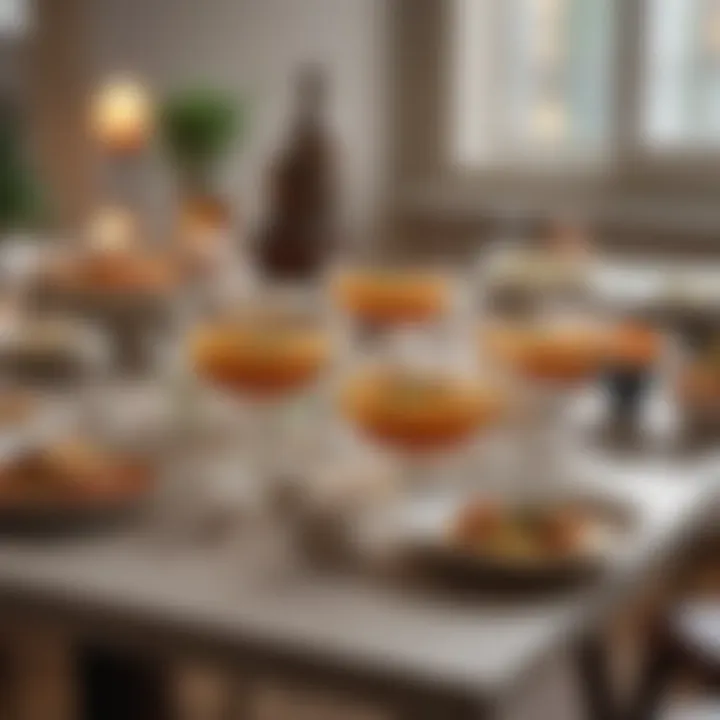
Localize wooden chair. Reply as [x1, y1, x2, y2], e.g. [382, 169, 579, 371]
[629, 602, 720, 720]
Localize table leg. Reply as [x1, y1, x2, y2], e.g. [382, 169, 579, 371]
[169, 662, 249, 720]
[221, 675, 254, 720]
[3, 627, 76, 720]
[78, 646, 171, 720]
[625, 644, 679, 720]
[576, 632, 619, 720]
[396, 697, 483, 720]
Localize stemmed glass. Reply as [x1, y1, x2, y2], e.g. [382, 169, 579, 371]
[480, 315, 610, 496]
[339, 316, 506, 497]
[329, 264, 509, 498]
[330, 262, 454, 359]
[183, 281, 333, 568]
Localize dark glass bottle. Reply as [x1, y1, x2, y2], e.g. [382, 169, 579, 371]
[255, 67, 337, 280]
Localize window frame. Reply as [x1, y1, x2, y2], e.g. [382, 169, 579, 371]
[446, 0, 720, 181]
[0, 0, 30, 40]
[449, 0, 620, 173]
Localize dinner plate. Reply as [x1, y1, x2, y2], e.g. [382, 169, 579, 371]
[0, 317, 110, 384]
[0, 446, 156, 535]
[367, 491, 635, 589]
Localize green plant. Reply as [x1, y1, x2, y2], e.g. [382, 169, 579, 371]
[159, 89, 244, 188]
[0, 116, 44, 231]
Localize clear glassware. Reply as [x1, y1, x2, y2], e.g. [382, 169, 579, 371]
[328, 260, 458, 360]
[179, 278, 334, 571]
[479, 312, 611, 498]
[338, 291, 507, 499]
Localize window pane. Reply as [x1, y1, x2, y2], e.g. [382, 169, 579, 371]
[501, 0, 613, 150]
[450, 0, 613, 167]
[0, 0, 29, 37]
[644, 0, 720, 148]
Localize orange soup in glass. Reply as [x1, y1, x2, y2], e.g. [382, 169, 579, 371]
[481, 322, 611, 385]
[605, 323, 662, 370]
[342, 367, 504, 453]
[333, 269, 450, 327]
[191, 310, 330, 400]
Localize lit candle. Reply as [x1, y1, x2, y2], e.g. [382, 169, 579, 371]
[89, 77, 153, 154]
[86, 206, 136, 255]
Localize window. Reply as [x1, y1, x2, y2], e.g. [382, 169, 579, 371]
[451, 0, 615, 168]
[644, 0, 720, 149]
[451, 0, 720, 171]
[0, 0, 28, 38]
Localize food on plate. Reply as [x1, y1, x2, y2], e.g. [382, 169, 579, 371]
[0, 318, 102, 373]
[0, 318, 107, 383]
[450, 499, 593, 560]
[43, 251, 178, 295]
[0, 440, 150, 505]
[485, 245, 591, 299]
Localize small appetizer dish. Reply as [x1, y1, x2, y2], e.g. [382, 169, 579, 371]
[0, 317, 109, 384]
[387, 492, 632, 587]
[482, 240, 594, 317]
[32, 247, 183, 332]
[0, 438, 155, 532]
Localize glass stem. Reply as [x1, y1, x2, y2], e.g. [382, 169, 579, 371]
[518, 387, 569, 499]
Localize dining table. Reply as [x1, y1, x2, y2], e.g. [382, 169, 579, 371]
[0, 240, 719, 720]
[0, 377, 716, 720]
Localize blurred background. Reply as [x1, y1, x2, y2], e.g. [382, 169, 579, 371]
[2, 0, 390, 244]
[1, 2, 720, 720]
[7, 0, 720, 256]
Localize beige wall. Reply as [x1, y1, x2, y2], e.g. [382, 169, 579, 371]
[391, 0, 445, 187]
[84, 0, 390, 239]
[27, 0, 95, 231]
